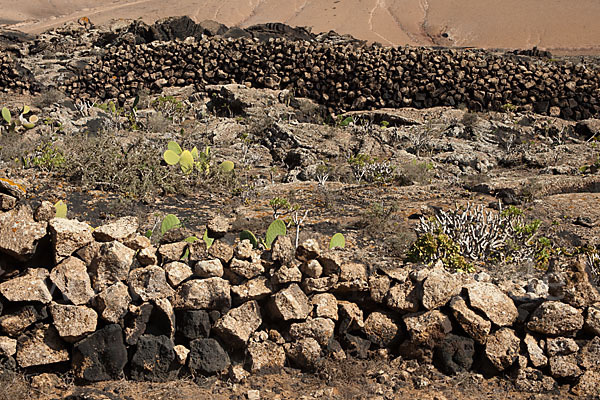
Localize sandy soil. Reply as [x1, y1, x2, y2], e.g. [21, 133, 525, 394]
[1, 0, 599, 55]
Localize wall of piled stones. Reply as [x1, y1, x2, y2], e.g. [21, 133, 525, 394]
[1, 181, 600, 395]
[0, 54, 32, 94]
[61, 37, 600, 120]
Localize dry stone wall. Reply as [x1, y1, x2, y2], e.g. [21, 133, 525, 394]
[0, 54, 32, 94]
[61, 36, 600, 120]
[1, 181, 600, 396]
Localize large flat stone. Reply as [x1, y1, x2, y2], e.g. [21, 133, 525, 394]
[0, 268, 52, 303]
[467, 282, 518, 327]
[174, 278, 231, 311]
[49, 256, 94, 305]
[16, 324, 69, 368]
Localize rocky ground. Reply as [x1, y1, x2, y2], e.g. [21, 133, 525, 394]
[1, 20, 600, 400]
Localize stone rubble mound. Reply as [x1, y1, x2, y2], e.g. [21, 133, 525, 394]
[1, 182, 600, 396]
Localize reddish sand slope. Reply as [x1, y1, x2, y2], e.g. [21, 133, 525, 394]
[1, 0, 599, 54]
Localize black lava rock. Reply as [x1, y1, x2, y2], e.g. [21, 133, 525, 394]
[188, 338, 230, 375]
[130, 334, 178, 381]
[72, 324, 128, 381]
[176, 310, 211, 340]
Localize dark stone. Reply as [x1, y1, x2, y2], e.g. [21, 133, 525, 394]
[342, 333, 371, 359]
[434, 334, 475, 375]
[188, 338, 230, 375]
[0, 356, 16, 372]
[176, 310, 211, 340]
[72, 324, 127, 382]
[130, 335, 178, 382]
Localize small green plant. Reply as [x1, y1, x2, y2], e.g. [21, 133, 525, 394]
[501, 102, 517, 112]
[239, 219, 287, 250]
[380, 120, 390, 129]
[202, 229, 214, 249]
[347, 153, 395, 184]
[406, 232, 473, 272]
[219, 160, 235, 173]
[22, 142, 65, 171]
[161, 214, 181, 235]
[337, 116, 354, 127]
[329, 233, 346, 249]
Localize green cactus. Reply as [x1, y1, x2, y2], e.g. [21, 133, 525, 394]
[219, 160, 235, 173]
[203, 229, 214, 249]
[2, 107, 11, 124]
[160, 214, 181, 234]
[54, 200, 67, 218]
[329, 233, 346, 249]
[240, 230, 259, 248]
[265, 219, 287, 250]
[163, 141, 211, 175]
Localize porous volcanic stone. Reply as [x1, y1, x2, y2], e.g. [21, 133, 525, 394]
[0, 305, 46, 336]
[158, 242, 187, 263]
[130, 334, 177, 382]
[363, 312, 401, 347]
[0, 193, 16, 211]
[0, 268, 52, 303]
[49, 303, 98, 343]
[272, 235, 295, 265]
[229, 257, 264, 279]
[214, 300, 262, 347]
[72, 324, 127, 381]
[549, 354, 582, 379]
[93, 216, 138, 242]
[0, 205, 47, 261]
[572, 370, 600, 397]
[128, 265, 175, 301]
[311, 293, 338, 320]
[94, 282, 132, 324]
[174, 278, 231, 311]
[302, 259, 323, 278]
[234, 239, 254, 259]
[272, 264, 302, 284]
[194, 259, 224, 278]
[584, 302, 600, 335]
[289, 317, 335, 347]
[89, 241, 135, 292]
[285, 337, 321, 370]
[369, 275, 390, 303]
[49, 256, 94, 305]
[269, 283, 311, 321]
[231, 276, 273, 302]
[435, 334, 475, 375]
[467, 282, 518, 327]
[153, 297, 176, 339]
[421, 264, 462, 310]
[337, 301, 364, 331]
[449, 296, 491, 344]
[403, 310, 452, 348]
[16, 324, 69, 368]
[207, 215, 231, 238]
[188, 338, 231, 374]
[124, 303, 153, 345]
[247, 340, 286, 373]
[49, 217, 94, 261]
[527, 301, 584, 336]
[523, 334, 547, 368]
[176, 310, 211, 340]
[164, 261, 193, 286]
[579, 336, 600, 370]
[0, 336, 16, 357]
[208, 240, 234, 264]
[386, 280, 420, 313]
[484, 328, 520, 371]
[296, 239, 320, 262]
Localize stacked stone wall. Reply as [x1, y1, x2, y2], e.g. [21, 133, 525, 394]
[1, 182, 600, 395]
[62, 37, 600, 120]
